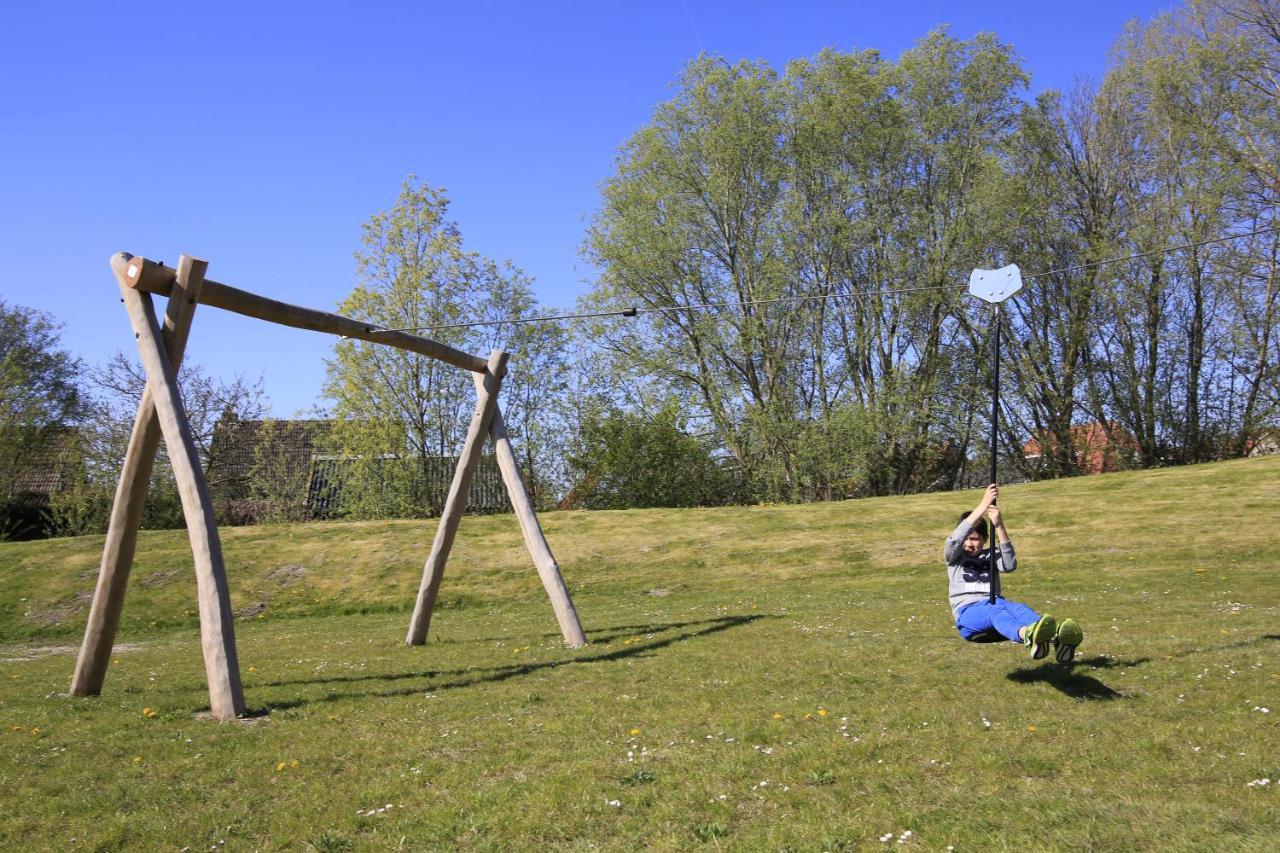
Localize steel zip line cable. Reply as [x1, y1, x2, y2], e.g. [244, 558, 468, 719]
[1022, 223, 1278, 281]
[363, 223, 1278, 335]
[368, 282, 961, 334]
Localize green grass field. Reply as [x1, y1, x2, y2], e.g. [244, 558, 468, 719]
[2, 456, 1278, 851]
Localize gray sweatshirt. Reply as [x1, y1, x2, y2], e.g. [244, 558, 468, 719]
[944, 518, 1017, 620]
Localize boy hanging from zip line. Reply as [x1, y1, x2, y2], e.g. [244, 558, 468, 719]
[945, 484, 1084, 662]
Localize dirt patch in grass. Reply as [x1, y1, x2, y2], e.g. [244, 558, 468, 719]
[139, 567, 184, 588]
[0, 641, 142, 662]
[26, 590, 93, 626]
[265, 564, 308, 587]
[236, 601, 267, 619]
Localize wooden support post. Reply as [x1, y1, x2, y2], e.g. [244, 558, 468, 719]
[482, 393, 587, 647]
[71, 257, 207, 697]
[406, 350, 510, 645]
[118, 282, 245, 720]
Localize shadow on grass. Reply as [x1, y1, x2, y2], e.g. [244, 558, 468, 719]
[1005, 663, 1124, 700]
[1073, 655, 1151, 669]
[1156, 633, 1280, 660]
[242, 614, 769, 713]
[1004, 634, 1280, 701]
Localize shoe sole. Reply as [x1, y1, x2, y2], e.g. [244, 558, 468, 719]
[1028, 615, 1057, 660]
[1054, 620, 1083, 663]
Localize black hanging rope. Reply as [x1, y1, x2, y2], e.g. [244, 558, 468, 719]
[988, 304, 1001, 605]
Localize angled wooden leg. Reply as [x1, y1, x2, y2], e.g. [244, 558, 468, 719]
[406, 350, 510, 645]
[71, 256, 206, 697]
[119, 282, 245, 720]
[483, 396, 587, 647]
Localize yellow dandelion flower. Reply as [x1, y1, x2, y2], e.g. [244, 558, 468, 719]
[817, 709, 828, 717]
[772, 713, 783, 720]
[248, 666, 257, 672]
[142, 707, 156, 718]
[804, 713, 813, 720]
[629, 728, 640, 736]
[513, 648, 521, 654]
[290, 759, 300, 769]
[1027, 725, 1037, 732]
[30, 727, 40, 735]
[11, 725, 22, 732]
[276, 761, 286, 771]
[133, 756, 143, 764]
[112, 658, 120, 665]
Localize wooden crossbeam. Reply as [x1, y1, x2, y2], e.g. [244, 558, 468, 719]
[112, 253, 488, 373]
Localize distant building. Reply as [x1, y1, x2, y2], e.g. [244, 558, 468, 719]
[0, 426, 83, 540]
[1022, 421, 1137, 475]
[1245, 427, 1280, 457]
[2, 426, 81, 502]
[206, 418, 331, 523]
[206, 417, 510, 524]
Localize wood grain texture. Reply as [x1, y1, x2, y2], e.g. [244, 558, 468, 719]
[71, 257, 208, 697]
[119, 283, 245, 719]
[405, 350, 510, 645]
[484, 394, 587, 646]
[112, 253, 487, 373]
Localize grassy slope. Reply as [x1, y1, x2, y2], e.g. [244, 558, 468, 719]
[1, 456, 1278, 850]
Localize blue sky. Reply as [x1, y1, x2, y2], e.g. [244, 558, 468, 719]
[1, 1, 1171, 417]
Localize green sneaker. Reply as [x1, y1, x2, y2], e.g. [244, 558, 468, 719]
[1053, 618, 1084, 663]
[1024, 615, 1057, 660]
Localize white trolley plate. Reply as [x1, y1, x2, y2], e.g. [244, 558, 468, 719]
[968, 263, 1023, 304]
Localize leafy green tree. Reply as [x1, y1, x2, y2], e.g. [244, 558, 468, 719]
[325, 178, 568, 517]
[0, 299, 85, 538]
[565, 401, 737, 509]
[585, 32, 1030, 499]
[1064, 0, 1276, 466]
[585, 56, 791, 486]
[0, 299, 83, 429]
[999, 84, 1130, 477]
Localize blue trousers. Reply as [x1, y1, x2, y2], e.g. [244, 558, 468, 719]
[955, 597, 1040, 643]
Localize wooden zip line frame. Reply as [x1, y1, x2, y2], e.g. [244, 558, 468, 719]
[70, 253, 587, 720]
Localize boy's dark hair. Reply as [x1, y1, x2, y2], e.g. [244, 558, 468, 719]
[958, 511, 990, 541]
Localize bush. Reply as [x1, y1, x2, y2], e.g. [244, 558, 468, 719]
[565, 403, 738, 509]
[0, 496, 53, 541]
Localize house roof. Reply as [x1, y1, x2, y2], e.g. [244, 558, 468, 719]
[207, 417, 511, 515]
[1022, 421, 1135, 456]
[207, 419, 333, 497]
[2, 426, 80, 500]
